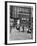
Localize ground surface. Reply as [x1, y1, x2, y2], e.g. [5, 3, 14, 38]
[10, 27, 32, 40]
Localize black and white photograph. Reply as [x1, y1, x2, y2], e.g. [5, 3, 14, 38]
[5, 1, 36, 44]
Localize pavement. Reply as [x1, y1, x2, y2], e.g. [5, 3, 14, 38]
[10, 27, 32, 40]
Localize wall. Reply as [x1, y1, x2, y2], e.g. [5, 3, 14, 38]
[36, 4, 37, 42]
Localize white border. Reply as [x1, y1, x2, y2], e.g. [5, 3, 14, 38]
[7, 2, 35, 44]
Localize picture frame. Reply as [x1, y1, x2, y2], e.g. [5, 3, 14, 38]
[5, 1, 36, 45]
